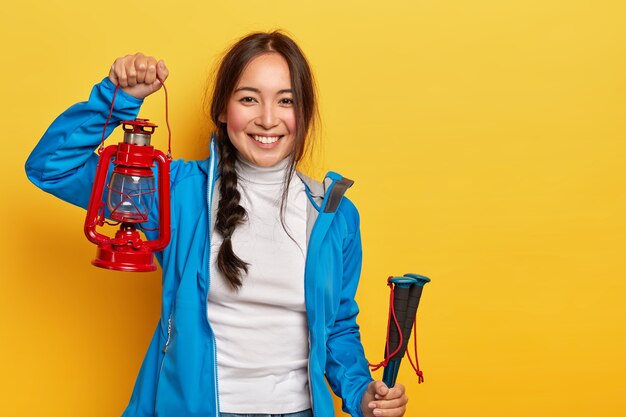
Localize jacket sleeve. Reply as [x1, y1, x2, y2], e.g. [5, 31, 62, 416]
[325, 199, 374, 417]
[25, 77, 143, 209]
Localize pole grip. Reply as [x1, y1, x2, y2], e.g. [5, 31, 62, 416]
[386, 281, 413, 361]
[382, 274, 431, 387]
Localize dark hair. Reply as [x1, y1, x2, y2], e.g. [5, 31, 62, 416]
[209, 31, 318, 290]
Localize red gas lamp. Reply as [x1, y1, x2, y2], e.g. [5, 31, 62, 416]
[84, 118, 171, 272]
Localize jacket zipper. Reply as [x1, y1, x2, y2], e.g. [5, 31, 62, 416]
[303, 176, 331, 417]
[206, 141, 221, 414]
[162, 316, 172, 353]
[158, 314, 173, 389]
[304, 219, 317, 417]
[307, 337, 317, 417]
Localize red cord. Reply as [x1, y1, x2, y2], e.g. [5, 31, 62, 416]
[369, 277, 404, 371]
[406, 316, 424, 383]
[100, 84, 120, 154]
[156, 75, 173, 159]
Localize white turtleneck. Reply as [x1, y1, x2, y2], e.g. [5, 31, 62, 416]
[207, 156, 311, 414]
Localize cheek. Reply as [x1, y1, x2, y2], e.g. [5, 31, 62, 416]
[225, 103, 251, 134]
[284, 110, 297, 135]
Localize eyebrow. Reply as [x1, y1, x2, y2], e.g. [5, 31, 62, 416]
[234, 86, 293, 95]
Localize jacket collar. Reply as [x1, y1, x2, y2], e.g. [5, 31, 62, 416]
[208, 135, 353, 243]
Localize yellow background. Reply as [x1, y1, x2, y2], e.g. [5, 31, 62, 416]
[1, 1, 625, 416]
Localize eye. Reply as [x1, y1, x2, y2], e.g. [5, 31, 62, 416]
[279, 97, 294, 106]
[239, 96, 257, 104]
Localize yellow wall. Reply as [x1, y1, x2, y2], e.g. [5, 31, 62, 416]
[2, 1, 625, 416]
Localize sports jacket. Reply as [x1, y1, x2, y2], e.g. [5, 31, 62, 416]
[25, 78, 373, 417]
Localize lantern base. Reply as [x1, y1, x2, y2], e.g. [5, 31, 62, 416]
[93, 243, 156, 272]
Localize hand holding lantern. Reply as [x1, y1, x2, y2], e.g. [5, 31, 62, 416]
[84, 60, 172, 272]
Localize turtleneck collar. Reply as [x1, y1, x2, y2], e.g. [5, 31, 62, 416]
[235, 154, 292, 185]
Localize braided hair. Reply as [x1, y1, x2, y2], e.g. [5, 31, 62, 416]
[208, 31, 318, 290]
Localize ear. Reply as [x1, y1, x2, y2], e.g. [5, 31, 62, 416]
[218, 111, 227, 124]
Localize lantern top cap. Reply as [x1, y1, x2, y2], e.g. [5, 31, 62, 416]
[122, 119, 158, 135]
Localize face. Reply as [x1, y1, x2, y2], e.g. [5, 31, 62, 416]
[219, 52, 297, 168]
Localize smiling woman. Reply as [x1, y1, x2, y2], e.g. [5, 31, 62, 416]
[24, 31, 409, 417]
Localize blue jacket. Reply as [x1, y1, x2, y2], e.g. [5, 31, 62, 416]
[25, 78, 373, 417]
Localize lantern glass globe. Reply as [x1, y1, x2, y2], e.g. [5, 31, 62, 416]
[107, 173, 155, 222]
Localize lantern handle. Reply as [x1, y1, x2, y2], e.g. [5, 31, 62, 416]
[100, 76, 172, 160]
[158, 75, 173, 160]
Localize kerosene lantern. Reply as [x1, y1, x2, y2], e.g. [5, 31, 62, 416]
[84, 119, 171, 272]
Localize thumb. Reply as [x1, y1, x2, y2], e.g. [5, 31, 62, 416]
[369, 381, 389, 399]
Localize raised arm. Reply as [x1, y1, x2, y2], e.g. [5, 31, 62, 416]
[25, 54, 168, 209]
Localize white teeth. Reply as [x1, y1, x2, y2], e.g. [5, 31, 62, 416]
[253, 135, 280, 144]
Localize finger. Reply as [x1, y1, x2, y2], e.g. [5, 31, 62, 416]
[125, 54, 138, 87]
[374, 381, 389, 399]
[108, 63, 119, 85]
[384, 384, 406, 400]
[144, 56, 158, 85]
[370, 394, 408, 410]
[156, 59, 169, 83]
[116, 57, 129, 88]
[134, 53, 148, 84]
[370, 403, 407, 417]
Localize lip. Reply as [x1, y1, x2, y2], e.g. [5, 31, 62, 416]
[247, 133, 285, 137]
[247, 133, 284, 148]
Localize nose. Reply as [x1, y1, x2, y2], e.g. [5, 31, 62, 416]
[255, 103, 279, 129]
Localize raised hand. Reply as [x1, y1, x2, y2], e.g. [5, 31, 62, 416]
[108, 53, 169, 99]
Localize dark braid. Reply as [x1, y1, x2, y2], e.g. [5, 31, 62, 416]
[207, 31, 319, 290]
[215, 124, 249, 289]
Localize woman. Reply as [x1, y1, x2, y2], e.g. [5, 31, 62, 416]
[26, 31, 408, 417]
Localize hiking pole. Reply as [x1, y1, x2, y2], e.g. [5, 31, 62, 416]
[381, 273, 430, 388]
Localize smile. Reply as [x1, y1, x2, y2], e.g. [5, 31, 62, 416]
[250, 134, 283, 144]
